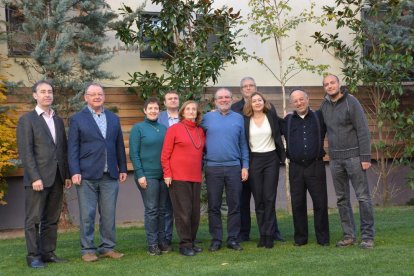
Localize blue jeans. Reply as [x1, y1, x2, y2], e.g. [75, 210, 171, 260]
[164, 193, 173, 243]
[330, 157, 375, 241]
[205, 165, 242, 244]
[137, 178, 168, 246]
[76, 174, 119, 255]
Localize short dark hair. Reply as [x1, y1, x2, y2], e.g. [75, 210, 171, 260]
[144, 97, 160, 110]
[32, 80, 53, 93]
[322, 74, 340, 85]
[164, 90, 179, 100]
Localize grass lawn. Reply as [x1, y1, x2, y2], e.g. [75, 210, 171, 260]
[0, 206, 413, 275]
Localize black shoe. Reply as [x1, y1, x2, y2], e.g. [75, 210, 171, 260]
[42, 253, 69, 263]
[208, 242, 222, 252]
[265, 236, 274, 249]
[148, 245, 161, 256]
[293, 242, 307, 247]
[257, 236, 265, 248]
[227, 241, 243, 251]
[192, 246, 203, 253]
[180, 247, 195, 256]
[318, 242, 330, 247]
[238, 236, 250, 242]
[27, 257, 47, 268]
[158, 243, 172, 253]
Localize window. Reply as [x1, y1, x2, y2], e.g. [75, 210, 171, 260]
[5, 5, 34, 56]
[139, 12, 172, 59]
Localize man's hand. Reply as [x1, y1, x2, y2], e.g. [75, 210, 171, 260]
[119, 173, 127, 183]
[138, 176, 147, 189]
[241, 168, 249, 182]
[361, 162, 371, 170]
[32, 179, 44, 191]
[64, 179, 72, 189]
[72, 174, 82, 185]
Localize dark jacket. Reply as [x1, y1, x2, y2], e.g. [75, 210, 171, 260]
[68, 107, 127, 180]
[17, 110, 69, 187]
[320, 91, 371, 161]
[244, 112, 286, 163]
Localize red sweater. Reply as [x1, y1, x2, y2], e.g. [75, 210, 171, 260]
[161, 119, 205, 182]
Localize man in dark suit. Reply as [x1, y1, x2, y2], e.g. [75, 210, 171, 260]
[17, 80, 71, 268]
[231, 76, 285, 243]
[68, 83, 127, 262]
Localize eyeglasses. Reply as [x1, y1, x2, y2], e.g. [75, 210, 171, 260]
[86, 93, 104, 97]
[242, 84, 256, 89]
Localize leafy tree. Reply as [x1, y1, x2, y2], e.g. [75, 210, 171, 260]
[313, 0, 414, 203]
[113, 0, 246, 108]
[0, 54, 18, 205]
[6, 0, 117, 224]
[245, 0, 329, 212]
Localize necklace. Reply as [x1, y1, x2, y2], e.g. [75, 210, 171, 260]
[181, 122, 202, 149]
[146, 122, 159, 132]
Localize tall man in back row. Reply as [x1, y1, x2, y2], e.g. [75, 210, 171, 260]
[320, 74, 374, 249]
[231, 76, 284, 242]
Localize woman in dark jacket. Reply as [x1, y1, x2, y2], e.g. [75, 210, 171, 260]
[243, 91, 286, 248]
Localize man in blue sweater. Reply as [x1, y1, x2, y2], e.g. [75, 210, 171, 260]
[202, 88, 249, 252]
[320, 74, 374, 249]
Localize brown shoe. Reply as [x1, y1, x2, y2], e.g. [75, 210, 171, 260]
[100, 250, 124, 259]
[336, 238, 356, 247]
[82, 253, 98, 262]
[360, 240, 374, 249]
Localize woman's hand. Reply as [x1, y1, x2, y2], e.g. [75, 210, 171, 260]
[164, 177, 172, 187]
[138, 176, 147, 189]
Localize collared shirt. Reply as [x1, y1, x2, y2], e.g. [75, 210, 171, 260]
[167, 111, 179, 127]
[284, 109, 326, 164]
[35, 105, 56, 143]
[87, 106, 108, 171]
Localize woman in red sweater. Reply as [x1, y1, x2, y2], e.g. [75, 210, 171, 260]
[161, 100, 206, 257]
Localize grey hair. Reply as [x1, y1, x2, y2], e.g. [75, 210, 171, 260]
[214, 88, 232, 99]
[84, 82, 104, 94]
[240, 76, 256, 87]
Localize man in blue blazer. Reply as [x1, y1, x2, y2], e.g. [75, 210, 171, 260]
[68, 83, 127, 262]
[17, 80, 71, 268]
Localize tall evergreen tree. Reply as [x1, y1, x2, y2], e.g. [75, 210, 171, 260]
[7, 0, 117, 119]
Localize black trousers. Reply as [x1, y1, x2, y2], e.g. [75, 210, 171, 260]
[169, 180, 201, 249]
[239, 179, 283, 240]
[24, 169, 63, 259]
[289, 160, 330, 245]
[249, 151, 280, 237]
[206, 165, 242, 244]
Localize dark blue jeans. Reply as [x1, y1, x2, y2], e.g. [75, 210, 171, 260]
[330, 157, 374, 241]
[205, 165, 242, 244]
[137, 178, 168, 246]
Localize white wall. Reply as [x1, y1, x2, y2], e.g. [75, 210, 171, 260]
[1, 0, 353, 87]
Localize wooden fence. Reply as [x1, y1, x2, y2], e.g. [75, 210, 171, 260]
[6, 85, 414, 175]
